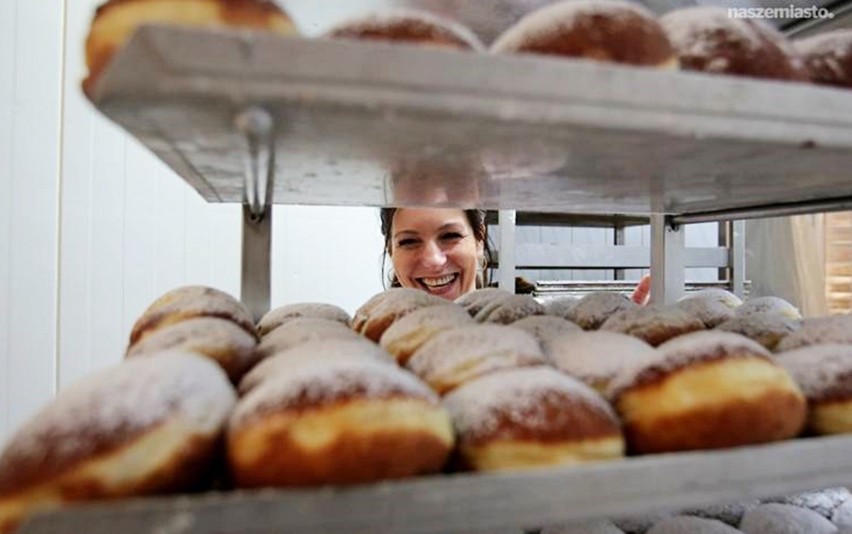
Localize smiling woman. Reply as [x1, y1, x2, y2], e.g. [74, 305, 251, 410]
[380, 208, 494, 300]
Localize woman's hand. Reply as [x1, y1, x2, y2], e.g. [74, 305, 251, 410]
[630, 274, 651, 305]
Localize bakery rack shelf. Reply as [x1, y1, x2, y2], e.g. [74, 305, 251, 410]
[20, 434, 852, 533]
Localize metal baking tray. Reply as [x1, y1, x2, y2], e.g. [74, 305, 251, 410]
[88, 25, 852, 217]
[19, 434, 852, 534]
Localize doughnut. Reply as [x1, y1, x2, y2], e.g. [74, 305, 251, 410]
[614, 512, 676, 534]
[609, 331, 806, 454]
[764, 487, 851, 520]
[541, 520, 625, 534]
[0, 352, 235, 533]
[834, 498, 852, 529]
[568, 292, 639, 331]
[256, 303, 350, 337]
[599, 305, 705, 347]
[775, 314, 852, 352]
[406, 324, 547, 395]
[227, 358, 453, 487]
[324, 8, 484, 51]
[660, 6, 806, 81]
[454, 287, 514, 317]
[675, 295, 736, 328]
[474, 294, 546, 324]
[379, 304, 474, 366]
[84, 0, 298, 96]
[735, 296, 802, 320]
[238, 338, 395, 396]
[125, 316, 259, 383]
[681, 500, 762, 527]
[508, 315, 582, 347]
[351, 288, 446, 342]
[715, 313, 801, 351]
[740, 503, 837, 534]
[491, 0, 677, 68]
[774, 344, 852, 435]
[794, 30, 852, 88]
[128, 285, 256, 347]
[678, 288, 743, 309]
[442, 366, 624, 472]
[543, 295, 581, 320]
[647, 516, 743, 534]
[545, 331, 658, 394]
[256, 317, 363, 360]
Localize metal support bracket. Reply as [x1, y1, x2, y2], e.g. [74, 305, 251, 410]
[235, 106, 275, 321]
[650, 214, 685, 305]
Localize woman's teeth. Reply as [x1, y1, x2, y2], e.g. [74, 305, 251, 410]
[421, 274, 457, 288]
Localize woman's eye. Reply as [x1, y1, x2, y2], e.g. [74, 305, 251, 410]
[397, 238, 418, 248]
[441, 232, 464, 241]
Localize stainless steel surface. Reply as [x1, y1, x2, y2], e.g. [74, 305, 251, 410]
[485, 211, 650, 228]
[498, 210, 517, 292]
[241, 204, 272, 322]
[731, 220, 747, 298]
[20, 435, 852, 534]
[91, 27, 852, 216]
[670, 196, 852, 224]
[650, 215, 686, 304]
[234, 106, 275, 220]
[513, 244, 728, 269]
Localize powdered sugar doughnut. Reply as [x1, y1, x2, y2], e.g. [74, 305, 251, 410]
[542, 520, 625, 534]
[609, 331, 806, 454]
[764, 487, 851, 520]
[660, 6, 805, 81]
[600, 305, 705, 347]
[454, 287, 514, 317]
[736, 296, 802, 320]
[492, 0, 676, 68]
[228, 358, 453, 487]
[509, 315, 582, 347]
[774, 344, 852, 435]
[715, 313, 802, 351]
[775, 314, 852, 352]
[543, 296, 582, 320]
[833, 498, 852, 528]
[678, 288, 743, 309]
[129, 285, 256, 346]
[614, 512, 676, 534]
[545, 331, 658, 394]
[257, 303, 350, 337]
[0, 352, 236, 533]
[239, 338, 393, 396]
[681, 500, 762, 527]
[647, 516, 743, 534]
[569, 292, 639, 331]
[676, 296, 736, 328]
[795, 30, 852, 88]
[474, 294, 546, 324]
[379, 304, 474, 365]
[324, 8, 484, 50]
[352, 288, 446, 342]
[257, 317, 362, 360]
[740, 503, 837, 534]
[125, 317, 259, 383]
[407, 324, 546, 395]
[443, 366, 624, 472]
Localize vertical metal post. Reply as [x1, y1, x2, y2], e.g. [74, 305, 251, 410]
[499, 210, 517, 294]
[718, 221, 730, 282]
[731, 220, 746, 298]
[235, 106, 275, 322]
[614, 222, 625, 281]
[650, 214, 685, 305]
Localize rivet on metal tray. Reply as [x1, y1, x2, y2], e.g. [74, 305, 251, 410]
[234, 106, 275, 221]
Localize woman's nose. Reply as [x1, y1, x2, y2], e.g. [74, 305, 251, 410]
[419, 240, 447, 267]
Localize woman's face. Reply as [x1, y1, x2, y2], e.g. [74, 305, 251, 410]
[390, 208, 484, 301]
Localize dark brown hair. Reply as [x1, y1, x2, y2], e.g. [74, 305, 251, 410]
[380, 208, 493, 289]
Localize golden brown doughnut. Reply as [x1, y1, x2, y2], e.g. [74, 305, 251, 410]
[128, 285, 256, 347]
[351, 288, 446, 342]
[256, 317, 363, 361]
[491, 0, 677, 68]
[775, 344, 852, 435]
[715, 312, 802, 352]
[474, 294, 547, 324]
[794, 30, 852, 89]
[508, 315, 582, 348]
[379, 304, 474, 366]
[599, 305, 705, 347]
[735, 296, 802, 320]
[0, 352, 235, 533]
[545, 331, 658, 394]
[83, 0, 299, 96]
[454, 287, 514, 317]
[228, 358, 453, 487]
[775, 314, 852, 352]
[609, 331, 806, 454]
[443, 366, 624, 472]
[660, 6, 806, 81]
[568, 292, 639, 331]
[324, 8, 485, 51]
[257, 303, 351, 337]
[406, 324, 547, 395]
[125, 316, 259, 383]
[238, 338, 394, 396]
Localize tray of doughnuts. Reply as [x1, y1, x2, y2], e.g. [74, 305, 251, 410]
[81, 0, 852, 216]
[4, 283, 852, 534]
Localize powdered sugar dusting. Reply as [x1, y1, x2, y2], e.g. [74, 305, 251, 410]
[678, 288, 743, 309]
[541, 519, 625, 534]
[510, 315, 582, 347]
[736, 296, 801, 320]
[0, 352, 236, 481]
[232, 358, 437, 428]
[647, 516, 742, 533]
[454, 288, 514, 317]
[774, 344, 852, 400]
[257, 303, 351, 336]
[569, 292, 639, 330]
[475, 294, 546, 324]
[765, 487, 851, 519]
[795, 30, 852, 87]
[380, 304, 473, 347]
[258, 317, 362, 358]
[715, 313, 801, 351]
[546, 331, 658, 386]
[543, 296, 581, 320]
[676, 297, 736, 328]
[443, 366, 618, 441]
[599, 305, 705, 345]
[740, 503, 837, 534]
[325, 8, 484, 50]
[775, 314, 852, 352]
